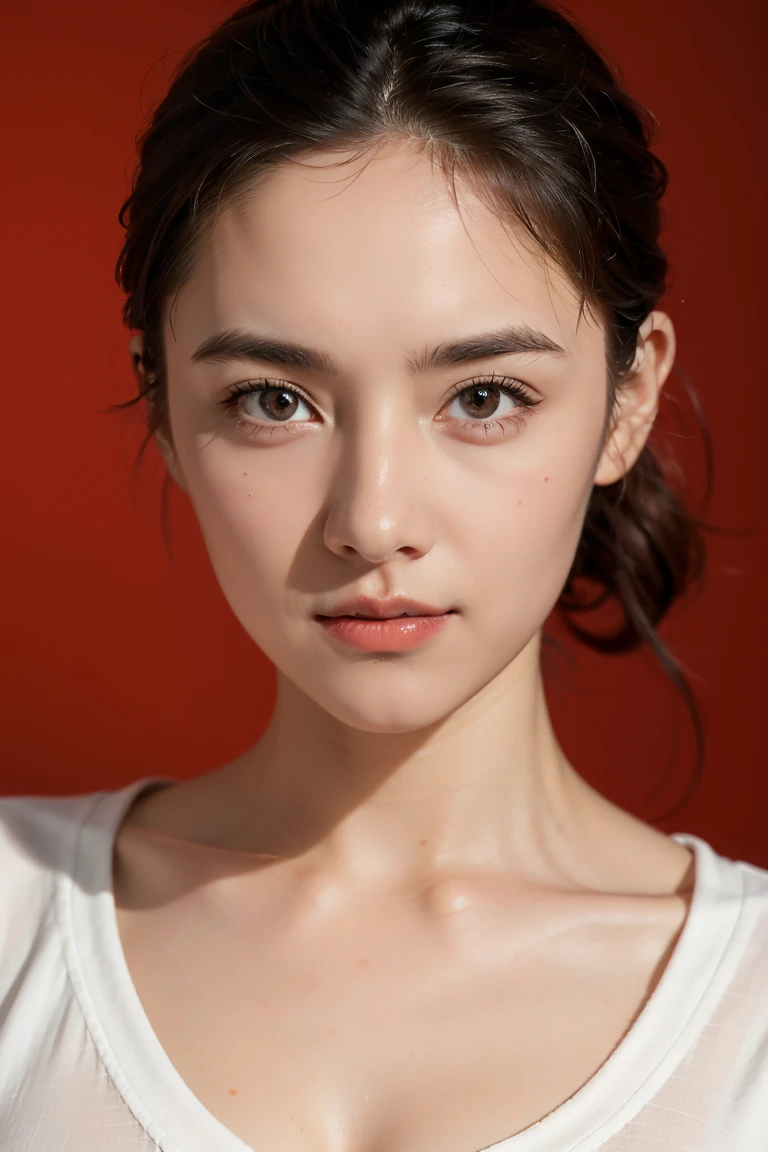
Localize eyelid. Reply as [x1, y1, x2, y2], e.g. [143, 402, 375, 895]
[222, 372, 533, 400]
[443, 372, 534, 401]
[220, 378, 315, 406]
[219, 372, 540, 425]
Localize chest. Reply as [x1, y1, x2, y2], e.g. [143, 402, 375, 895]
[113, 846, 687, 1152]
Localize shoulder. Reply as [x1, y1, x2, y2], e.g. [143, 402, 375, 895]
[0, 780, 174, 1105]
[684, 843, 768, 1126]
[711, 840, 768, 930]
[0, 779, 175, 973]
[675, 831, 768, 909]
[0, 789, 108, 975]
[0, 787, 108, 877]
[738, 852, 768, 897]
[688, 837, 768, 1036]
[731, 850, 768, 966]
[660, 833, 768, 1036]
[0, 788, 112, 1087]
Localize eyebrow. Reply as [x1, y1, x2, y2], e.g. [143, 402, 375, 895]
[190, 323, 566, 377]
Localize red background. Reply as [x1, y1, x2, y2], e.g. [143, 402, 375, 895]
[1, 2, 765, 865]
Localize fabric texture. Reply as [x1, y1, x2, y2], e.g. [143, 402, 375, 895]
[0, 776, 766, 1152]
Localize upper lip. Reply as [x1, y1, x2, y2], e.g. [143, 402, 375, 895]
[316, 597, 453, 620]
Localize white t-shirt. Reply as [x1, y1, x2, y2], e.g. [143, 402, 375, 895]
[1, 775, 767, 1152]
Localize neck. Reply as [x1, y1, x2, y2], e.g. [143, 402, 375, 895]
[212, 634, 604, 890]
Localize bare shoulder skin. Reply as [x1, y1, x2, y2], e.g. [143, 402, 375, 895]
[116, 140, 692, 1152]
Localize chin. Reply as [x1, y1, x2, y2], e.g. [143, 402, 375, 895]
[292, 660, 470, 735]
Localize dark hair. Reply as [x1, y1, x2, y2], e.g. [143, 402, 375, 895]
[115, 0, 714, 817]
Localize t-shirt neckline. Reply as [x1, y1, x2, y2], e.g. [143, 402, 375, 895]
[56, 775, 745, 1152]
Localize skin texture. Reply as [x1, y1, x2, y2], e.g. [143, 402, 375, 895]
[116, 140, 694, 1151]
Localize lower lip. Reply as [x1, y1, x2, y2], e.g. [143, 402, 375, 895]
[317, 613, 455, 652]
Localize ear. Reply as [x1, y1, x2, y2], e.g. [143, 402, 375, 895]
[128, 332, 189, 494]
[593, 311, 676, 487]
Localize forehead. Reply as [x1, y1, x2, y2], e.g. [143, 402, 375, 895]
[170, 142, 603, 364]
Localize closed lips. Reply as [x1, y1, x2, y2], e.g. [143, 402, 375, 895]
[315, 600, 455, 620]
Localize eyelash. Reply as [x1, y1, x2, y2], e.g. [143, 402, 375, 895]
[218, 373, 541, 439]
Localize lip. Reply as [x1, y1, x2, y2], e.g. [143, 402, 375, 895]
[316, 612, 456, 652]
[316, 597, 451, 620]
[314, 597, 457, 652]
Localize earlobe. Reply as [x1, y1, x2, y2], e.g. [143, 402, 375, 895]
[593, 311, 676, 487]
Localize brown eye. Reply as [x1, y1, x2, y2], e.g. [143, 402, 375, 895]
[458, 384, 502, 419]
[258, 388, 300, 421]
[234, 385, 315, 423]
[443, 376, 536, 425]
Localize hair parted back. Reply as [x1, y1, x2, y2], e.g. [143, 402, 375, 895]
[115, 0, 713, 815]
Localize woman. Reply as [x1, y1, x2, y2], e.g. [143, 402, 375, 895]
[1, 1, 765, 1149]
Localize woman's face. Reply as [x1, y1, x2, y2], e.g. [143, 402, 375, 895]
[151, 142, 648, 733]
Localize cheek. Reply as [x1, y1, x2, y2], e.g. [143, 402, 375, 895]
[461, 484, 590, 627]
[444, 421, 600, 615]
[180, 440, 312, 604]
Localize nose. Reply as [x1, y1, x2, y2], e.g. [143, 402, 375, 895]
[322, 404, 435, 564]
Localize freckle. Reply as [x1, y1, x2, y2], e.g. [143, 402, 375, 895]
[228, 1088, 239, 1096]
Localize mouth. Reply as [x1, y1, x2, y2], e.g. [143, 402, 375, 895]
[318, 610, 456, 621]
[315, 598, 456, 621]
[314, 602, 458, 652]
